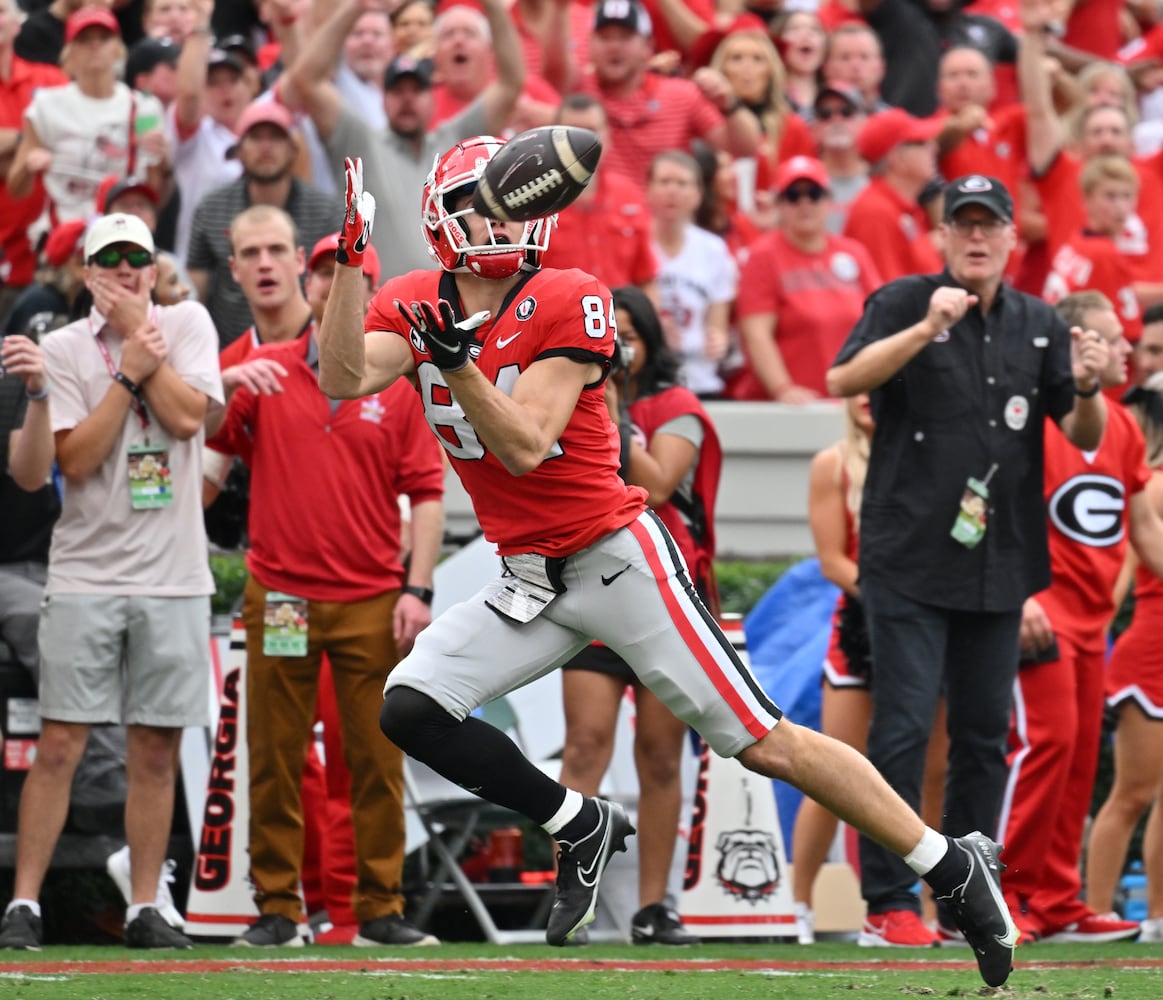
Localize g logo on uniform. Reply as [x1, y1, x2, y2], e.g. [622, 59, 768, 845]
[1048, 474, 1126, 547]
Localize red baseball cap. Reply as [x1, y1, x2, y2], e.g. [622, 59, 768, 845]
[43, 219, 87, 268]
[308, 233, 382, 290]
[686, 14, 769, 71]
[774, 155, 831, 194]
[226, 100, 295, 158]
[858, 109, 942, 164]
[96, 173, 159, 213]
[65, 6, 121, 44]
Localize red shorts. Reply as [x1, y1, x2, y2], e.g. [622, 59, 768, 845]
[1106, 595, 1163, 718]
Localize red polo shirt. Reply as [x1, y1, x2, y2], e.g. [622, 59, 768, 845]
[0, 57, 67, 287]
[579, 70, 724, 185]
[541, 169, 656, 288]
[843, 176, 942, 282]
[208, 337, 445, 602]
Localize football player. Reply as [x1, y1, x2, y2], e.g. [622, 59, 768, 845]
[315, 143, 1018, 985]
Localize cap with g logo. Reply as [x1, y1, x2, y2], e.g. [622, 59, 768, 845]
[943, 175, 1014, 222]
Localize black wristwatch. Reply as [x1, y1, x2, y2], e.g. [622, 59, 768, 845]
[1075, 381, 1101, 399]
[403, 585, 434, 606]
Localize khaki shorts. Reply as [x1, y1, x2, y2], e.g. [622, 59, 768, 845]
[37, 594, 211, 728]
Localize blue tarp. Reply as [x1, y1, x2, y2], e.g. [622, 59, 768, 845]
[743, 558, 840, 856]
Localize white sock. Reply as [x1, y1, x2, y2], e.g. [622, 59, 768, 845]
[6, 898, 40, 918]
[126, 903, 150, 925]
[904, 827, 949, 876]
[541, 789, 584, 836]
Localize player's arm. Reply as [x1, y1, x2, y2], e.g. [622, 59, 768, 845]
[318, 265, 414, 398]
[444, 355, 600, 476]
[808, 445, 859, 599]
[319, 157, 415, 398]
[1128, 472, 1163, 582]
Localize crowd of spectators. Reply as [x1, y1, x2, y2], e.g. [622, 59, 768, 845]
[2, 0, 1163, 952]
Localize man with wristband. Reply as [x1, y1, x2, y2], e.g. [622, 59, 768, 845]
[0, 213, 222, 951]
[206, 206, 445, 949]
[828, 175, 1111, 947]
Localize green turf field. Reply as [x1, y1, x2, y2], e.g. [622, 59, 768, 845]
[1, 941, 1161, 999]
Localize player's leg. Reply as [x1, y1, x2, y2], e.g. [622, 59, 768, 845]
[585, 514, 1016, 986]
[380, 577, 628, 946]
[1085, 702, 1163, 914]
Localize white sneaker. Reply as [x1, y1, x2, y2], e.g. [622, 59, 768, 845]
[105, 846, 185, 932]
[794, 902, 815, 945]
[1140, 917, 1163, 943]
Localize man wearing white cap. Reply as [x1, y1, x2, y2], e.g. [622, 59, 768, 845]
[0, 213, 223, 951]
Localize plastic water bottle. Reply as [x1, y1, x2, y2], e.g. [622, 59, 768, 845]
[1118, 862, 1148, 922]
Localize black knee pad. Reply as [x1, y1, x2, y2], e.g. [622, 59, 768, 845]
[380, 685, 456, 754]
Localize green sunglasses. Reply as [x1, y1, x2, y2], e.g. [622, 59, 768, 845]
[89, 247, 154, 269]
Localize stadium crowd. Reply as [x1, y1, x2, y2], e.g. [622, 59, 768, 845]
[1, 0, 1163, 955]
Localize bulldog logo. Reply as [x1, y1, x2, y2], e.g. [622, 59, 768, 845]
[714, 829, 781, 903]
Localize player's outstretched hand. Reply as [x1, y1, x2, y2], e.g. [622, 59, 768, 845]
[337, 156, 376, 268]
[395, 298, 491, 372]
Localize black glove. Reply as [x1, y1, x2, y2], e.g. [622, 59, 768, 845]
[395, 299, 491, 372]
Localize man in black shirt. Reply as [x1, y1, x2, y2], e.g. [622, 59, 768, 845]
[827, 174, 1110, 947]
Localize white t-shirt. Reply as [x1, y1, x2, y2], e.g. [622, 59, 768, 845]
[40, 300, 224, 596]
[654, 224, 737, 396]
[26, 82, 165, 223]
[166, 105, 242, 268]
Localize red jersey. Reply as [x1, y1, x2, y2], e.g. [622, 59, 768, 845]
[736, 230, 881, 396]
[208, 336, 446, 602]
[937, 104, 1025, 200]
[540, 169, 656, 288]
[1043, 231, 1143, 341]
[1032, 151, 1163, 263]
[365, 267, 648, 556]
[578, 70, 723, 186]
[628, 386, 721, 593]
[842, 176, 942, 282]
[0, 58, 67, 287]
[1063, 0, 1122, 60]
[1034, 405, 1151, 644]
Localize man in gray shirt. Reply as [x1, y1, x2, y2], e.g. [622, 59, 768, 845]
[284, 0, 524, 284]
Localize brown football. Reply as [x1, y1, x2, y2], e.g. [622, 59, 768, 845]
[472, 126, 602, 223]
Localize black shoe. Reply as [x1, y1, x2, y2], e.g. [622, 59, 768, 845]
[546, 798, 635, 946]
[125, 907, 193, 949]
[353, 913, 440, 947]
[631, 903, 699, 946]
[0, 905, 43, 950]
[935, 832, 1019, 988]
[232, 913, 304, 948]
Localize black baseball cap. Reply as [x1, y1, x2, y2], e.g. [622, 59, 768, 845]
[207, 47, 245, 75]
[383, 54, 434, 89]
[943, 174, 1014, 222]
[217, 34, 258, 67]
[593, 0, 653, 36]
[125, 37, 179, 85]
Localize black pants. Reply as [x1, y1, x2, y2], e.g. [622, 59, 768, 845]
[859, 578, 1021, 914]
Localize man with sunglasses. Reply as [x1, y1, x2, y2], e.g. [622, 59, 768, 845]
[810, 82, 870, 234]
[0, 213, 223, 951]
[827, 174, 1111, 948]
[736, 156, 880, 403]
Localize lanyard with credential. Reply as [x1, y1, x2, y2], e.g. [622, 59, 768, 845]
[93, 326, 150, 439]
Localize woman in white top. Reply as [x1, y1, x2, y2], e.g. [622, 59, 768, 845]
[8, 7, 167, 225]
[647, 150, 736, 398]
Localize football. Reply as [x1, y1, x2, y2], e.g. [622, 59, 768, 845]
[472, 126, 602, 223]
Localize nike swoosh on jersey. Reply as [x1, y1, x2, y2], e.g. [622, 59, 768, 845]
[496, 331, 522, 348]
[601, 566, 630, 586]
